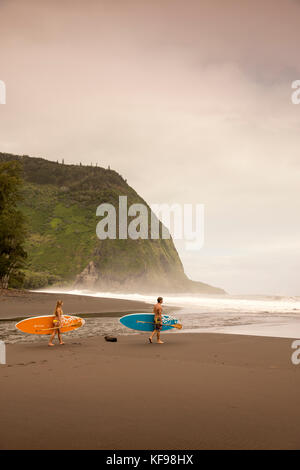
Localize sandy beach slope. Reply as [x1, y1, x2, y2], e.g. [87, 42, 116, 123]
[1, 331, 300, 450]
[0, 290, 152, 319]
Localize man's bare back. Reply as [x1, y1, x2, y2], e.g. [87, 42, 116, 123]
[153, 302, 162, 320]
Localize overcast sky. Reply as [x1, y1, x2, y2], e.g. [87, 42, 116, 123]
[1, 0, 300, 295]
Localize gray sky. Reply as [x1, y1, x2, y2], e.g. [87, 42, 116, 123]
[1, 0, 300, 295]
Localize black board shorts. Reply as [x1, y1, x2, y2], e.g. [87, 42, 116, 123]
[154, 318, 162, 331]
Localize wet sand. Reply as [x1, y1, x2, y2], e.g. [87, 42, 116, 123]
[0, 289, 152, 320]
[1, 332, 300, 449]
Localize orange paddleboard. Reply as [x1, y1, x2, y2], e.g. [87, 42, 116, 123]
[15, 315, 85, 335]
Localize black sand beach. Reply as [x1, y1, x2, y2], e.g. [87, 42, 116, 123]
[0, 291, 299, 450]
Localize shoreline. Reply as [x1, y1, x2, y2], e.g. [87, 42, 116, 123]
[1, 289, 300, 341]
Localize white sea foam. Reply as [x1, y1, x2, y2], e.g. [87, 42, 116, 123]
[35, 288, 300, 313]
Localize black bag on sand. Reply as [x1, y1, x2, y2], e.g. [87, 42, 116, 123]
[104, 335, 117, 342]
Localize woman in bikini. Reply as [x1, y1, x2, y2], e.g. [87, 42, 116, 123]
[48, 300, 65, 347]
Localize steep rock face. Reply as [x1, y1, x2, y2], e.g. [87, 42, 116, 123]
[0, 153, 225, 294]
[75, 261, 99, 285]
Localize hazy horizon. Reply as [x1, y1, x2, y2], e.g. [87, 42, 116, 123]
[1, 0, 300, 296]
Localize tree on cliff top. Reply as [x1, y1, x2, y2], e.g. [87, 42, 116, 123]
[0, 161, 27, 288]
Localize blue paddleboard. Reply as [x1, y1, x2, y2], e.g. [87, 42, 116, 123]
[120, 313, 179, 332]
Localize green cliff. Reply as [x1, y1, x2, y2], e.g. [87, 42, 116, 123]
[0, 153, 225, 294]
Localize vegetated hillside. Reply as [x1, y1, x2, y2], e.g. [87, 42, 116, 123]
[0, 153, 225, 294]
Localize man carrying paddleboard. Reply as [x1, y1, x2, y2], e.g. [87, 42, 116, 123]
[149, 297, 164, 344]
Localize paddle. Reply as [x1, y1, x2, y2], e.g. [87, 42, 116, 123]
[136, 320, 182, 330]
[36, 322, 82, 332]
